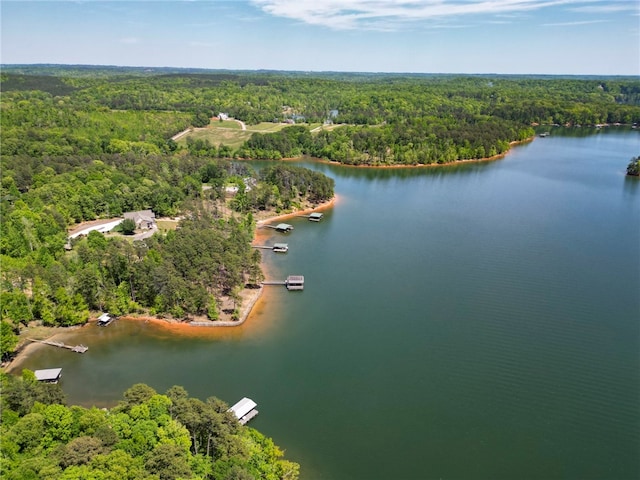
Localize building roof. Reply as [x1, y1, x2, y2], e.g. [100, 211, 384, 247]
[287, 275, 304, 283]
[273, 243, 288, 249]
[69, 219, 124, 239]
[309, 212, 323, 219]
[229, 397, 257, 419]
[34, 368, 62, 381]
[276, 223, 293, 230]
[124, 210, 156, 224]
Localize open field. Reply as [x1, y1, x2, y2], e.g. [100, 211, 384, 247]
[156, 219, 180, 231]
[177, 121, 345, 149]
[177, 121, 291, 149]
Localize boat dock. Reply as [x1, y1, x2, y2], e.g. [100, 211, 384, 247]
[228, 397, 259, 425]
[262, 275, 304, 290]
[262, 223, 294, 232]
[252, 243, 289, 253]
[298, 212, 324, 221]
[34, 368, 63, 383]
[27, 338, 88, 353]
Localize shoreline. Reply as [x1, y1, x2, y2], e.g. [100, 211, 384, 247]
[2, 196, 337, 372]
[314, 137, 534, 169]
[3, 326, 86, 374]
[3, 138, 515, 369]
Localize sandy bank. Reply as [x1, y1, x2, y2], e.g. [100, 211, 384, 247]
[3, 325, 86, 373]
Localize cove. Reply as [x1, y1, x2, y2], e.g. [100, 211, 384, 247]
[14, 128, 640, 479]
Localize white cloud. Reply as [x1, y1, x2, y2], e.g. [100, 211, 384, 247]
[570, 2, 639, 14]
[250, 0, 601, 30]
[542, 19, 609, 27]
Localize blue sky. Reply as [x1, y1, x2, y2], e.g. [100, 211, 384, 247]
[1, 0, 638, 75]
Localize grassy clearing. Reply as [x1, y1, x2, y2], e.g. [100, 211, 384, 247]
[177, 121, 346, 150]
[157, 219, 179, 231]
[178, 122, 292, 149]
[211, 119, 242, 129]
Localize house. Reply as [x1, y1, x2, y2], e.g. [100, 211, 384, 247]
[219, 112, 229, 121]
[124, 210, 156, 230]
[34, 368, 62, 383]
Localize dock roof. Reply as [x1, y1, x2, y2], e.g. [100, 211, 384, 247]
[276, 223, 293, 230]
[34, 368, 62, 382]
[229, 397, 257, 420]
[309, 212, 323, 219]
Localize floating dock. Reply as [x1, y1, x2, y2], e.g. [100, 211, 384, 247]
[28, 338, 88, 353]
[228, 397, 259, 425]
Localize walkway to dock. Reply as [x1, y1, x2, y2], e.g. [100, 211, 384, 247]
[262, 275, 304, 290]
[27, 338, 88, 353]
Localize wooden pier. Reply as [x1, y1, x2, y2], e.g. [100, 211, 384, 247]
[28, 338, 88, 353]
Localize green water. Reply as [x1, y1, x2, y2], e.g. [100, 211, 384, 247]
[17, 129, 640, 479]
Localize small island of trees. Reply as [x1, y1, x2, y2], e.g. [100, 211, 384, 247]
[626, 156, 640, 176]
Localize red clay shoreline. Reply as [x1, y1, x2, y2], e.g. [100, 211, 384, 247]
[4, 139, 529, 364]
[94, 196, 338, 333]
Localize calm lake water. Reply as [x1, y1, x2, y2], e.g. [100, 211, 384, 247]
[16, 128, 640, 479]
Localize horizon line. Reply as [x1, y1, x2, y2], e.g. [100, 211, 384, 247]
[2, 63, 639, 78]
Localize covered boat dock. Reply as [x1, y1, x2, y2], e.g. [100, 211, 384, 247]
[228, 397, 259, 425]
[34, 368, 62, 383]
[264, 223, 294, 233]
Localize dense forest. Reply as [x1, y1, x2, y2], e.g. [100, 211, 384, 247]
[1, 66, 639, 358]
[0, 152, 334, 358]
[0, 373, 299, 479]
[2, 68, 639, 164]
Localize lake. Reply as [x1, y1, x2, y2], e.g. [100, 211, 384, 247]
[15, 128, 640, 479]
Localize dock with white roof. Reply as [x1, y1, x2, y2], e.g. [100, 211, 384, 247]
[34, 368, 63, 383]
[228, 397, 259, 425]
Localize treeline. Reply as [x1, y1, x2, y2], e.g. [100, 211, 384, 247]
[2, 71, 639, 162]
[0, 374, 300, 479]
[238, 119, 533, 165]
[0, 154, 334, 356]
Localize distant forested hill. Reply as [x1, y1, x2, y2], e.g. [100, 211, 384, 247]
[2, 67, 638, 163]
